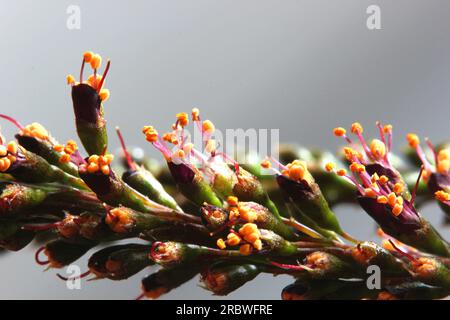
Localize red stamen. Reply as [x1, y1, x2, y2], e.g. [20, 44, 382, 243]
[22, 222, 61, 231]
[0, 114, 25, 130]
[116, 127, 136, 171]
[97, 60, 110, 93]
[388, 239, 418, 264]
[135, 292, 146, 300]
[411, 165, 424, 205]
[35, 246, 49, 266]
[80, 58, 86, 83]
[270, 261, 305, 271]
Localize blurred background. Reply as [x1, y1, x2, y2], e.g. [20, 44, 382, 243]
[0, 0, 450, 299]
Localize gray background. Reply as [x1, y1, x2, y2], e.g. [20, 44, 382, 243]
[0, 0, 449, 299]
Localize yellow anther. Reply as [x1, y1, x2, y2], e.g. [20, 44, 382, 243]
[406, 133, 420, 148]
[59, 154, 71, 164]
[202, 120, 215, 134]
[239, 206, 257, 222]
[435, 190, 450, 202]
[337, 169, 347, 176]
[87, 74, 103, 89]
[53, 144, 64, 152]
[162, 132, 178, 145]
[229, 207, 240, 220]
[288, 164, 305, 181]
[175, 150, 185, 158]
[183, 143, 194, 155]
[99, 89, 110, 102]
[351, 122, 363, 134]
[252, 239, 263, 251]
[216, 238, 226, 250]
[377, 196, 388, 204]
[437, 159, 450, 174]
[227, 196, 239, 207]
[87, 162, 99, 173]
[350, 162, 365, 173]
[22, 123, 49, 140]
[438, 149, 450, 161]
[0, 145, 7, 156]
[325, 162, 335, 172]
[393, 183, 404, 195]
[90, 54, 102, 70]
[205, 139, 216, 153]
[0, 158, 11, 172]
[145, 130, 158, 143]
[176, 112, 189, 127]
[333, 127, 346, 137]
[378, 175, 389, 185]
[392, 204, 403, 216]
[261, 159, 271, 169]
[88, 154, 99, 163]
[370, 139, 386, 159]
[244, 232, 260, 244]
[101, 164, 110, 175]
[104, 154, 114, 164]
[226, 233, 241, 246]
[371, 173, 379, 183]
[239, 223, 259, 237]
[83, 51, 94, 63]
[66, 74, 75, 85]
[239, 244, 252, 256]
[387, 192, 397, 207]
[364, 188, 377, 198]
[191, 108, 200, 121]
[7, 155, 16, 163]
[396, 196, 403, 205]
[383, 124, 393, 134]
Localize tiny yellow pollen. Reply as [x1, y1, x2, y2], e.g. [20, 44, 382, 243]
[239, 244, 252, 256]
[378, 175, 389, 185]
[99, 89, 110, 102]
[438, 149, 450, 161]
[351, 122, 363, 134]
[216, 238, 226, 250]
[90, 54, 102, 70]
[288, 164, 305, 181]
[7, 141, 18, 154]
[66, 74, 75, 85]
[387, 192, 397, 207]
[333, 127, 346, 137]
[191, 108, 200, 121]
[87, 162, 99, 173]
[437, 159, 450, 174]
[205, 139, 216, 153]
[325, 162, 335, 172]
[244, 232, 260, 244]
[383, 124, 393, 134]
[83, 51, 94, 63]
[176, 112, 189, 127]
[176, 150, 185, 158]
[101, 165, 110, 175]
[59, 153, 71, 164]
[202, 120, 215, 134]
[364, 188, 377, 198]
[406, 133, 420, 148]
[227, 196, 239, 207]
[252, 239, 263, 251]
[239, 223, 259, 237]
[371, 173, 379, 183]
[370, 139, 386, 159]
[53, 144, 64, 152]
[226, 233, 241, 246]
[183, 143, 194, 155]
[392, 204, 403, 216]
[393, 183, 404, 195]
[261, 159, 271, 169]
[377, 196, 388, 204]
[337, 169, 347, 176]
[88, 155, 99, 164]
[435, 190, 450, 202]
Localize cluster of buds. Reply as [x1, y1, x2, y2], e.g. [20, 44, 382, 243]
[0, 51, 449, 300]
